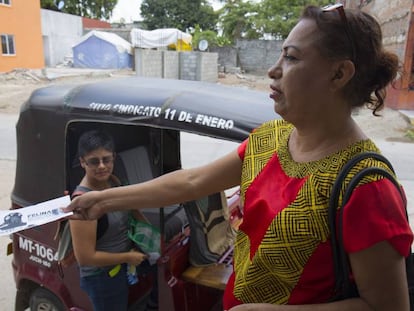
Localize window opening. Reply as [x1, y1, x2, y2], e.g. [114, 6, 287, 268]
[1, 34, 15, 55]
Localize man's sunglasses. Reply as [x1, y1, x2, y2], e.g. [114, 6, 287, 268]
[322, 3, 357, 63]
[83, 155, 114, 167]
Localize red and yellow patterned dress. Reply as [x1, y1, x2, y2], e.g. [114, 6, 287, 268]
[223, 119, 413, 308]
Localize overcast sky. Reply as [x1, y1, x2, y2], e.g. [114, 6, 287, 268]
[111, 0, 225, 23]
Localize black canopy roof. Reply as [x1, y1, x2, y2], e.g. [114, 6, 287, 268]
[25, 76, 277, 141]
[13, 77, 280, 206]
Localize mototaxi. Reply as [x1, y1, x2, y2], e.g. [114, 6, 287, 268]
[7, 76, 276, 311]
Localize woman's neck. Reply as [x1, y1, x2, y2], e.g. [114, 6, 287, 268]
[288, 117, 367, 163]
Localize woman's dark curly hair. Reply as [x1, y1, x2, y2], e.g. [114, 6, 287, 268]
[301, 6, 400, 115]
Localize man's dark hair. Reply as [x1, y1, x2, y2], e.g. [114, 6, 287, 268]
[77, 130, 115, 157]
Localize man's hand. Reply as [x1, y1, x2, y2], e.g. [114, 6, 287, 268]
[63, 191, 104, 220]
[127, 250, 149, 266]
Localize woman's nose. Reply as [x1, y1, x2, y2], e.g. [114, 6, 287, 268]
[268, 64, 282, 79]
[268, 59, 282, 79]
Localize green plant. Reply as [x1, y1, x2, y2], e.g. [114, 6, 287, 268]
[404, 128, 414, 141]
[192, 25, 232, 49]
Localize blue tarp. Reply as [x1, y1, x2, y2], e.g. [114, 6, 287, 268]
[72, 30, 133, 69]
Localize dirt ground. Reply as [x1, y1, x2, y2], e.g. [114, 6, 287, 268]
[0, 68, 413, 309]
[0, 68, 413, 142]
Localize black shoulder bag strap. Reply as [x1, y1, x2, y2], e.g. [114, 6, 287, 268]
[328, 151, 414, 307]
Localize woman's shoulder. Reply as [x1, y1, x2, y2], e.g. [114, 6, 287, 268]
[310, 139, 389, 192]
[312, 139, 380, 169]
[336, 139, 382, 168]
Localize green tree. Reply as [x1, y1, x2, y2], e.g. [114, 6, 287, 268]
[140, 0, 218, 32]
[40, 0, 117, 20]
[192, 25, 232, 50]
[40, 0, 60, 11]
[217, 0, 332, 41]
[257, 0, 331, 39]
[218, 0, 261, 43]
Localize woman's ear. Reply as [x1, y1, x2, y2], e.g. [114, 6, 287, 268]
[330, 60, 355, 90]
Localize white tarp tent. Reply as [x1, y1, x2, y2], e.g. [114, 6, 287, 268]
[130, 28, 192, 51]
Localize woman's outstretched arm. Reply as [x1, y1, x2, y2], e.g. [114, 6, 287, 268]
[65, 149, 243, 220]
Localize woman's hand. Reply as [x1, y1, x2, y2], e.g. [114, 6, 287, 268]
[126, 250, 148, 266]
[64, 191, 103, 220]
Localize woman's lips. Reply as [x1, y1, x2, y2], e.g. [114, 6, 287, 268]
[269, 85, 282, 100]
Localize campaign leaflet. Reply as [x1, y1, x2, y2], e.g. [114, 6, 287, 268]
[0, 195, 72, 236]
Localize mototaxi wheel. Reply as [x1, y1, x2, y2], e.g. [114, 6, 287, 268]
[29, 287, 65, 311]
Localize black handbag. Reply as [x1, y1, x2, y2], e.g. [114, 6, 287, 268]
[328, 151, 414, 308]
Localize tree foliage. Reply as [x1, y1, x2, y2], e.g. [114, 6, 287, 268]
[140, 0, 218, 32]
[257, 0, 331, 39]
[218, 0, 332, 41]
[40, 0, 58, 11]
[192, 25, 232, 50]
[218, 0, 261, 43]
[40, 0, 117, 20]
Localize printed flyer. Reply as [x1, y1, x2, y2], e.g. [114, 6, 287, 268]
[0, 195, 72, 236]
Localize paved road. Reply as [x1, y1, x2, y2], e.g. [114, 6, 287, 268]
[0, 114, 18, 310]
[0, 114, 17, 160]
[0, 113, 413, 310]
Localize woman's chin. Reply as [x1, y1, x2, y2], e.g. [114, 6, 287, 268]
[95, 173, 110, 181]
[273, 102, 286, 117]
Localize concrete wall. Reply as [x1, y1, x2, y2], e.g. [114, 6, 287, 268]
[211, 39, 282, 74]
[211, 46, 238, 72]
[179, 52, 198, 81]
[42, 14, 281, 77]
[197, 52, 218, 82]
[135, 49, 163, 77]
[179, 52, 218, 82]
[135, 49, 218, 82]
[41, 9, 83, 67]
[163, 51, 180, 79]
[236, 39, 282, 74]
